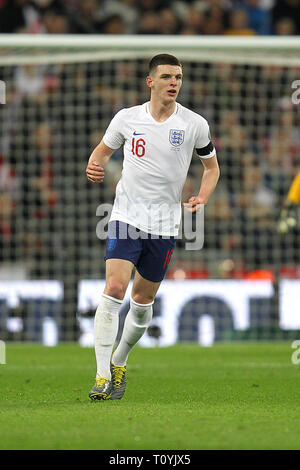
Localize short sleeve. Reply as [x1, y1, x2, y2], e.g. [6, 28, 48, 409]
[195, 118, 216, 159]
[103, 109, 126, 149]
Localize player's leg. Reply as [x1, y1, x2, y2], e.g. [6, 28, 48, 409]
[112, 270, 160, 366]
[109, 270, 160, 399]
[111, 235, 176, 398]
[96, 258, 134, 376]
[89, 258, 134, 400]
[90, 220, 144, 400]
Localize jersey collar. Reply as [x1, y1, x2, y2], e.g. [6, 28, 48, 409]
[144, 102, 179, 124]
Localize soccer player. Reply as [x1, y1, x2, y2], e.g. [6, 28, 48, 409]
[278, 172, 300, 233]
[85, 54, 220, 400]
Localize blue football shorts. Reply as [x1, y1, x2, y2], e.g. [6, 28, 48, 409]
[104, 221, 177, 283]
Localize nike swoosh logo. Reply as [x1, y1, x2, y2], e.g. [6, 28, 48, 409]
[133, 131, 145, 136]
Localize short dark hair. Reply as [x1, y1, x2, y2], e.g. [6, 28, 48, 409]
[148, 54, 182, 75]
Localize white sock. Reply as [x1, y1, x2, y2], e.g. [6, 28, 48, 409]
[94, 293, 123, 380]
[112, 297, 154, 367]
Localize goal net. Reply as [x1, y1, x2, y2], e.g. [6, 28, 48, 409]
[0, 35, 300, 346]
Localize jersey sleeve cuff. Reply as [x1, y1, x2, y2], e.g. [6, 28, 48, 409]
[103, 134, 123, 150]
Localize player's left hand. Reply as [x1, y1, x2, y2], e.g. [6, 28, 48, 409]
[183, 196, 206, 213]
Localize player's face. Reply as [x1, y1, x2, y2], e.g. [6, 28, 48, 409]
[147, 64, 183, 104]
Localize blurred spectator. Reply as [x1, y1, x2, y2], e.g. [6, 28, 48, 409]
[13, 64, 60, 103]
[157, 7, 182, 34]
[0, 0, 68, 33]
[217, 258, 248, 279]
[0, 154, 19, 260]
[43, 8, 70, 34]
[216, 108, 249, 194]
[274, 16, 296, 35]
[95, 0, 138, 34]
[101, 14, 126, 34]
[235, 157, 277, 269]
[137, 0, 167, 13]
[235, 0, 272, 35]
[167, 259, 210, 280]
[204, 184, 240, 253]
[262, 106, 300, 198]
[24, 123, 59, 220]
[180, 4, 205, 34]
[277, 101, 300, 147]
[14, 65, 46, 98]
[67, 0, 103, 34]
[202, 0, 231, 35]
[259, 0, 275, 9]
[224, 8, 256, 34]
[0, 0, 45, 33]
[137, 11, 161, 34]
[20, 122, 60, 275]
[0, 0, 299, 36]
[271, 0, 300, 35]
[237, 155, 276, 218]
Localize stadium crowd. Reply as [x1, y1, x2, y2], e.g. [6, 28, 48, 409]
[1, 57, 300, 281]
[0, 0, 300, 36]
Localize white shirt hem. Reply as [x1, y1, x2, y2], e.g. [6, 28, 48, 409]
[109, 213, 179, 237]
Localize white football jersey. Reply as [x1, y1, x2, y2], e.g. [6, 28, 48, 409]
[103, 101, 215, 236]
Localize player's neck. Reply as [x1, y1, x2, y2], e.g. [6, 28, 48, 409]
[148, 99, 176, 123]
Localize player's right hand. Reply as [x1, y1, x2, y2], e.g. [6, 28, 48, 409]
[86, 162, 105, 183]
[183, 196, 206, 213]
[277, 202, 297, 234]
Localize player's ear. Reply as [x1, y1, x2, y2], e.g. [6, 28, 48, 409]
[146, 76, 153, 89]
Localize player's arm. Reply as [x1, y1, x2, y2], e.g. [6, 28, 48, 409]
[184, 153, 220, 213]
[277, 172, 300, 233]
[86, 139, 115, 183]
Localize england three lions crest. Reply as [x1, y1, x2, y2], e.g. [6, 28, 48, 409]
[169, 129, 185, 147]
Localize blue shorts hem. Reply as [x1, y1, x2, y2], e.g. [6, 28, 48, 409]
[104, 254, 137, 265]
[135, 267, 164, 283]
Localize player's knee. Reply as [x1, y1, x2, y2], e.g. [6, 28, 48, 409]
[131, 292, 155, 305]
[130, 297, 153, 326]
[104, 280, 127, 300]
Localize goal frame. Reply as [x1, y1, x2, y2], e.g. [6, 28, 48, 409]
[1, 34, 300, 66]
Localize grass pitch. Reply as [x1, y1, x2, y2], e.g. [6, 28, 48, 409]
[0, 342, 300, 450]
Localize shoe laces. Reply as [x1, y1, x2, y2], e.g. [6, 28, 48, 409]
[96, 376, 108, 388]
[112, 365, 126, 387]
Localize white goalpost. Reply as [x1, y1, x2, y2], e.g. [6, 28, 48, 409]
[1, 34, 300, 65]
